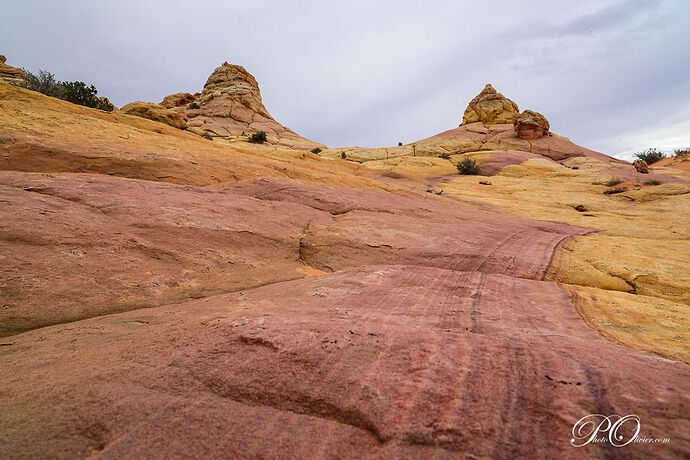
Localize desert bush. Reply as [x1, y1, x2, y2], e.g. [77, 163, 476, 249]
[644, 179, 662, 186]
[340, 151, 346, 159]
[674, 148, 689, 157]
[398, 142, 403, 146]
[634, 148, 666, 165]
[248, 131, 267, 144]
[439, 152, 451, 160]
[201, 132, 213, 140]
[188, 102, 200, 109]
[61, 81, 114, 111]
[95, 97, 115, 112]
[456, 157, 481, 175]
[310, 147, 322, 154]
[23, 69, 64, 98]
[23, 69, 114, 111]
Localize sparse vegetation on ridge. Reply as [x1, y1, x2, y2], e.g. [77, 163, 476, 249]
[311, 147, 322, 154]
[634, 148, 666, 165]
[23, 68, 114, 112]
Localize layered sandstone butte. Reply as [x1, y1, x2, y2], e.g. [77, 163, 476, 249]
[123, 62, 321, 149]
[184, 62, 324, 149]
[0, 76, 689, 459]
[0, 55, 25, 86]
[461, 83, 519, 125]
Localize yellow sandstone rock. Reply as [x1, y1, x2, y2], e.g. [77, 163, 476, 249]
[461, 83, 519, 125]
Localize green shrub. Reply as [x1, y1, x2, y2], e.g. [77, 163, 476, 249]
[634, 148, 666, 165]
[188, 102, 200, 109]
[674, 148, 689, 157]
[310, 147, 322, 154]
[61, 81, 114, 111]
[23, 69, 64, 98]
[340, 151, 346, 159]
[248, 131, 267, 144]
[22, 68, 114, 112]
[456, 157, 481, 175]
[398, 142, 403, 146]
[201, 132, 213, 141]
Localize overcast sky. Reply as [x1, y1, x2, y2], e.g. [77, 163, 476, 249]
[3, 0, 689, 160]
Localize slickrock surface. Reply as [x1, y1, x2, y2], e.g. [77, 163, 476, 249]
[120, 101, 188, 129]
[441, 156, 689, 363]
[0, 55, 25, 86]
[441, 157, 689, 303]
[1, 77, 688, 459]
[0, 172, 591, 337]
[1, 266, 688, 459]
[461, 83, 519, 125]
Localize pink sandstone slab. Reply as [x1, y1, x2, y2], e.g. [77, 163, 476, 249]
[0, 265, 687, 458]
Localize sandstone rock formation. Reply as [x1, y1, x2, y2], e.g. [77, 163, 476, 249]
[160, 92, 197, 109]
[184, 62, 324, 149]
[317, 86, 607, 174]
[633, 159, 649, 173]
[120, 101, 188, 129]
[0, 55, 25, 86]
[513, 109, 550, 139]
[317, 123, 616, 174]
[120, 62, 323, 149]
[1, 78, 689, 459]
[461, 83, 519, 125]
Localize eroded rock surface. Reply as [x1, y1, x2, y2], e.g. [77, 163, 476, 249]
[120, 101, 188, 129]
[513, 109, 550, 139]
[160, 92, 197, 109]
[185, 62, 324, 149]
[461, 83, 519, 125]
[633, 159, 649, 173]
[0, 172, 590, 336]
[0, 55, 25, 86]
[1, 266, 688, 459]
